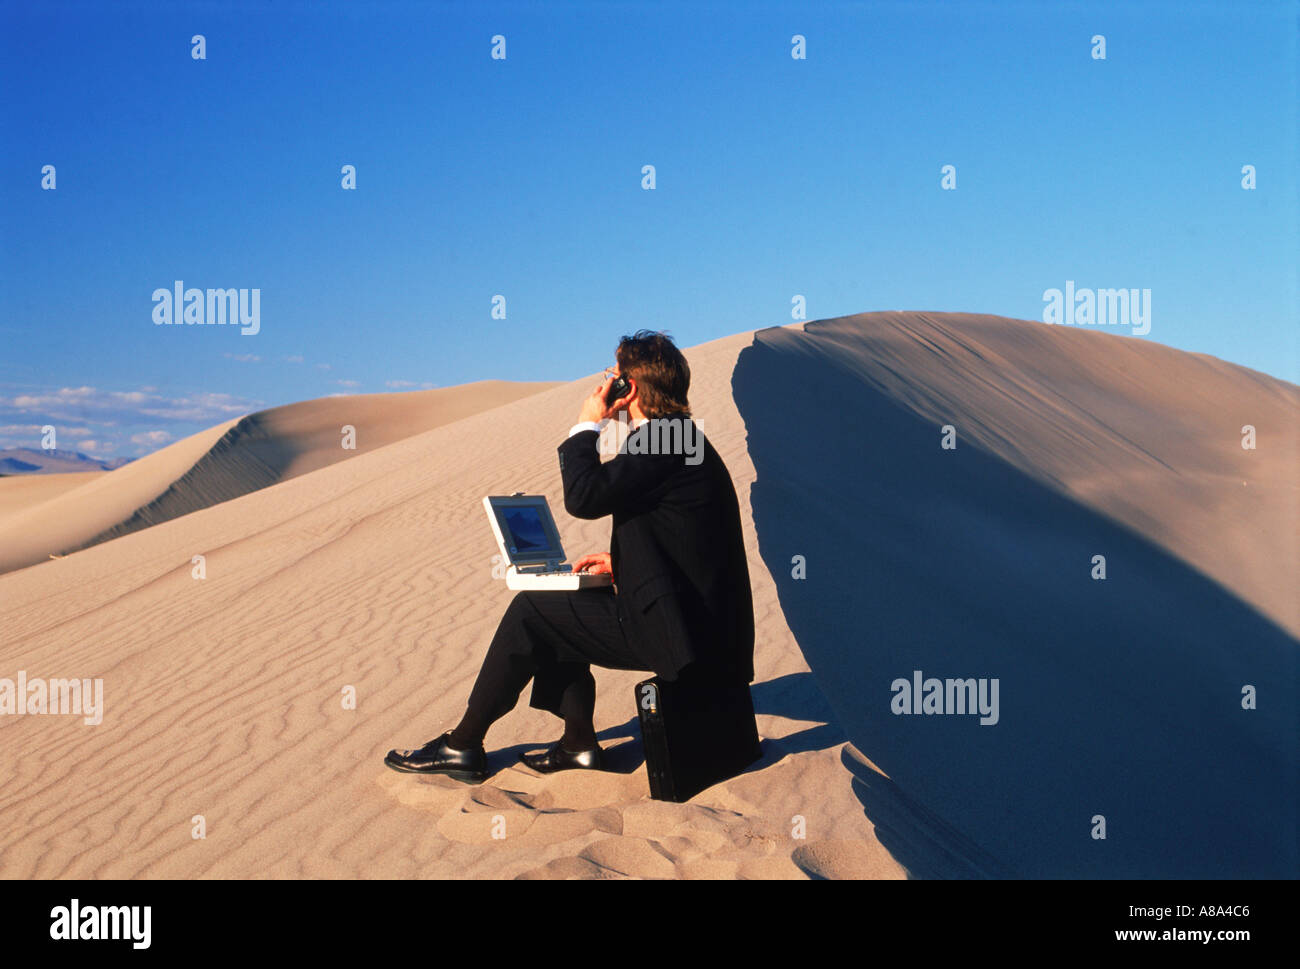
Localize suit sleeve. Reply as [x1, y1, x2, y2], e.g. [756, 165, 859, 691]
[558, 430, 679, 520]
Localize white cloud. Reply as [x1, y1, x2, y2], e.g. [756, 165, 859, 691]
[0, 385, 260, 425]
[0, 423, 92, 449]
[385, 380, 417, 388]
[335, 379, 361, 388]
[9, 386, 97, 409]
[223, 353, 261, 363]
[284, 355, 304, 364]
[130, 430, 173, 446]
[136, 392, 256, 421]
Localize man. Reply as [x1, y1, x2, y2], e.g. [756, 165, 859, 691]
[384, 330, 754, 782]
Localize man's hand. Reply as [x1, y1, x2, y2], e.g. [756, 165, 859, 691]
[578, 375, 633, 425]
[572, 552, 612, 574]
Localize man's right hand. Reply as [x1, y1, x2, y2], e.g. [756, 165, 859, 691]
[572, 552, 612, 574]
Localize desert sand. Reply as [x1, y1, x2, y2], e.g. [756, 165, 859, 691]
[0, 472, 106, 524]
[0, 312, 1293, 879]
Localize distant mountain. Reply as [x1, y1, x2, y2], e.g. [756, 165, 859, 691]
[0, 448, 133, 475]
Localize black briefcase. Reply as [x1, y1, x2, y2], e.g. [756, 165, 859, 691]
[634, 673, 762, 803]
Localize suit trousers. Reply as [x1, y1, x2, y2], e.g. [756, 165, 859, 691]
[462, 587, 657, 730]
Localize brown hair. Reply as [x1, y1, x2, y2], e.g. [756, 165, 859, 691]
[616, 330, 691, 418]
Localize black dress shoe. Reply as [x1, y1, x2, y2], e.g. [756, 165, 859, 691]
[384, 732, 487, 782]
[519, 740, 604, 773]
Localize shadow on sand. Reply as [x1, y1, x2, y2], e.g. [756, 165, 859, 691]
[542, 672, 845, 780]
[732, 324, 1297, 878]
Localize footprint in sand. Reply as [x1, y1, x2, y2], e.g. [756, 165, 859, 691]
[378, 763, 819, 877]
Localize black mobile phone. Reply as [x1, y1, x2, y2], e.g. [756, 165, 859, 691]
[605, 374, 631, 405]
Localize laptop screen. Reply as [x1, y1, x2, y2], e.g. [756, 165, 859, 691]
[489, 496, 565, 564]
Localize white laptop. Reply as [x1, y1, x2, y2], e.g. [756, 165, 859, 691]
[483, 494, 613, 591]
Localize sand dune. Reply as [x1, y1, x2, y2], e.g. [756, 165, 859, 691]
[0, 312, 1292, 879]
[734, 311, 1297, 878]
[0, 471, 105, 524]
[0, 381, 556, 575]
[0, 331, 890, 880]
[0, 418, 237, 575]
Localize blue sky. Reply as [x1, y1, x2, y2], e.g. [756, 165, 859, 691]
[1, 0, 1295, 459]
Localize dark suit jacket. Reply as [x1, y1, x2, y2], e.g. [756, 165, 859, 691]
[557, 414, 755, 683]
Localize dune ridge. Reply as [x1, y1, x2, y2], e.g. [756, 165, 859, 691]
[735, 311, 1297, 878]
[770, 311, 1299, 635]
[0, 381, 558, 575]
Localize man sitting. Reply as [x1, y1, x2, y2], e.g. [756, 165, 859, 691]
[385, 330, 754, 781]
